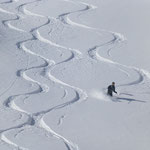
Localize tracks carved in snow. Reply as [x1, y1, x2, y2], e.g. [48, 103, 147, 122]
[2, 0, 149, 150]
[0, 0, 88, 150]
[58, 1, 150, 94]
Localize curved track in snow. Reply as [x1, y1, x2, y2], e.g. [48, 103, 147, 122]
[57, 1, 150, 87]
[87, 30, 150, 88]
[0, 0, 88, 150]
[0, 0, 150, 150]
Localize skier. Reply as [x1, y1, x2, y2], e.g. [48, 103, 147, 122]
[107, 82, 117, 96]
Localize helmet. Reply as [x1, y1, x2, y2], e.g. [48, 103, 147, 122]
[112, 82, 115, 85]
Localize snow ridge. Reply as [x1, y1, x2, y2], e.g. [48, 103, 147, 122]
[2, 15, 26, 32]
[59, 1, 150, 97]
[1, 133, 28, 150]
[58, 0, 97, 29]
[17, 0, 44, 18]
[0, 7, 14, 14]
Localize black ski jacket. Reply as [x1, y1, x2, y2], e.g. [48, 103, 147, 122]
[107, 85, 117, 96]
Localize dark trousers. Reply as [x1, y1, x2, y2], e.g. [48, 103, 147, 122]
[107, 91, 112, 96]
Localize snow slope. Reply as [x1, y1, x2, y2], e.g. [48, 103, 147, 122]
[0, 0, 150, 150]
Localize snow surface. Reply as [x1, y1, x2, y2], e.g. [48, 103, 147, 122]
[0, 0, 150, 150]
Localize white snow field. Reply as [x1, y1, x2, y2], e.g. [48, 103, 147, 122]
[0, 0, 150, 149]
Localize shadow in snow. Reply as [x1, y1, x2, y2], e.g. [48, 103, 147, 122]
[119, 93, 133, 96]
[116, 97, 146, 103]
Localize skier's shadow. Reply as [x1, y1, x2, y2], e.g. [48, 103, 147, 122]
[115, 97, 146, 103]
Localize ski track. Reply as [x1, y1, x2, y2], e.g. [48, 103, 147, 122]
[57, 0, 97, 30]
[0, 0, 19, 5]
[0, 0, 88, 150]
[58, 0, 136, 81]
[0, 2, 27, 33]
[88, 42, 148, 87]
[1, 0, 150, 150]
[16, 0, 44, 18]
[2, 14, 26, 32]
[0, 7, 14, 15]
[0, 77, 17, 98]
